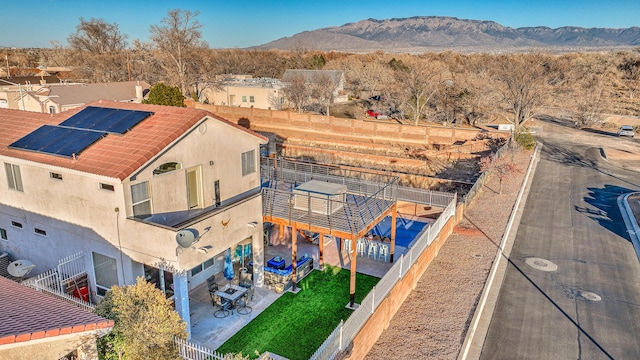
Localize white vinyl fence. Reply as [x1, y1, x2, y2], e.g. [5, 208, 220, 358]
[309, 194, 457, 360]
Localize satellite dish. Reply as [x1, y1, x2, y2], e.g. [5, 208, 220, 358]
[176, 229, 198, 249]
[8, 260, 36, 278]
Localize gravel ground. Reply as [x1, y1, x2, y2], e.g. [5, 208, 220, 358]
[365, 148, 532, 360]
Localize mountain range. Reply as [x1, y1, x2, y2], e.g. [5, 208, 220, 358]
[255, 16, 640, 53]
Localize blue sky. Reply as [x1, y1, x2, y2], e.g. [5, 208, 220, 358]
[2, 0, 638, 49]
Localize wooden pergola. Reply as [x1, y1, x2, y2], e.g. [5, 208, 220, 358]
[261, 158, 399, 307]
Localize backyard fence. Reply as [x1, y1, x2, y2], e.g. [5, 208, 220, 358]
[463, 138, 513, 207]
[309, 193, 458, 360]
[174, 337, 228, 360]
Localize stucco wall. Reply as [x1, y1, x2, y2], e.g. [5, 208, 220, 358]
[191, 103, 482, 147]
[343, 204, 461, 360]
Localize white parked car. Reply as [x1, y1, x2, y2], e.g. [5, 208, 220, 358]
[617, 125, 635, 138]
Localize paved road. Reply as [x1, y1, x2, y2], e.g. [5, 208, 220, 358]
[481, 120, 640, 359]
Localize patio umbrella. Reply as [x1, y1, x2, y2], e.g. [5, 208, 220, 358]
[223, 248, 234, 285]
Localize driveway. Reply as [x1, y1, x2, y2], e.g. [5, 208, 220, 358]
[481, 119, 640, 359]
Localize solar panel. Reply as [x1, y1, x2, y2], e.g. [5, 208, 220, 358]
[9, 125, 105, 158]
[59, 106, 153, 134]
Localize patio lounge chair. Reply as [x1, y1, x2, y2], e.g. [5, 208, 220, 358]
[212, 292, 232, 318]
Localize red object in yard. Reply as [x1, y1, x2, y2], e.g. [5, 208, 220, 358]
[73, 286, 90, 302]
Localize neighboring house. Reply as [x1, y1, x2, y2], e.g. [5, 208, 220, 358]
[201, 75, 286, 110]
[0, 277, 113, 359]
[0, 100, 268, 337]
[23, 81, 151, 114]
[0, 76, 60, 110]
[282, 69, 348, 103]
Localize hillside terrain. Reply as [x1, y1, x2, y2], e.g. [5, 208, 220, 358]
[255, 16, 640, 52]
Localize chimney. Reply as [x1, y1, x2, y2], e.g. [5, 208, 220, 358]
[135, 83, 143, 102]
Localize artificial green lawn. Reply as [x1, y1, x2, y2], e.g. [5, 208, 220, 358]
[216, 265, 380, 360]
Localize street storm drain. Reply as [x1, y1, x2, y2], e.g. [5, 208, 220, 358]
[578, 291, 602, 302]
[524, 257, 558, 272]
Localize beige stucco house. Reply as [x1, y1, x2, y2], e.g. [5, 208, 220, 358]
[201, 75, 286, 110]
[0, 100, 267, 337]
[0, 76, 60, 110]
[0, 79, 149, 113]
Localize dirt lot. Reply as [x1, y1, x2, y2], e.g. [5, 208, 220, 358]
[365, 148, 532, 360]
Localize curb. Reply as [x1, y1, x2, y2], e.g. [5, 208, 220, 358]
[458, 142, 542, 360]
[617, 192, 640, 262]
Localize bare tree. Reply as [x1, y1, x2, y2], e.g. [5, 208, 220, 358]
[68, 17, 128, 54]
[310, 73, 338, 116]
[396, 58, 447, 125]
[492, 53, 559, 131]
[281, 74, 310, 113]
[479, 154, 521, 194]
[149, 9, 208, 94]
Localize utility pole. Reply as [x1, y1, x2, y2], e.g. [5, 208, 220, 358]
[5, 55, 9, 78]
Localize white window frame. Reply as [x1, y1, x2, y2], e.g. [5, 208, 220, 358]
[4, 163, 23, 192]
[241, 149, 256, 176]
[131, 181, 152, 219]
[242, 95, 247, 103]
[189, 257, 215, 277]
[0, 228, 7, 241]
[92, 252, 119, 297]
[249, 96, 255, 103]
[34, 228, 47, 236]
[50, 172, 63, 180]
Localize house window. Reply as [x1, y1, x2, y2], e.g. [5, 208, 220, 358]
[153, 162, 182, 175]
[0, 228, 7, 240]
[4, 163, 23, 192]
[189, 258, 215, 277]
[186, 167, 202, 209]
[249, 96, 255, 103]
[131, 181, 151, 219]
[242, 96, 247, 103]
[48, 106, 56, 114]
[34, 228, 47, 236]
[11, 221, 22, 229]
[241, 149, 256, 176]
[100, 183, 115, 191]
[92, 252, 118, 296]
[50, 172, 63, 180]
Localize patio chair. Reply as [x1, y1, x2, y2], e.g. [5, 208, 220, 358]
[367, 242, 378, 260]
[236, 286, 254, 315]
[356, 239, 366, 257]
[212, 292, 232, 318]
[207, 277, 219, 292]
[378, 243, 390, 262]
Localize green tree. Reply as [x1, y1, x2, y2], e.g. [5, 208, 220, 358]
[95, 277, 187, 360]
[143, 82, 186, 107]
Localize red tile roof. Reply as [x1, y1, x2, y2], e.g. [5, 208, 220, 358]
[0, 277, 113, 345]
[0, 100, 267, 180]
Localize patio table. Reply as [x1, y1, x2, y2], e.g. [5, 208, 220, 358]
[215, 284, 248, 305]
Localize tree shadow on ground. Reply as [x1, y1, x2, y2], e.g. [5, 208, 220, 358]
[541, 142, 639, 189]
[578, 184, 634, 240]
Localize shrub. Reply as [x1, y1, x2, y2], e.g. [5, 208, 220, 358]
[514, 128, 535, 149]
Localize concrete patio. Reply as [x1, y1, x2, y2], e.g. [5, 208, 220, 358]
[188, 215, 432, 351]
